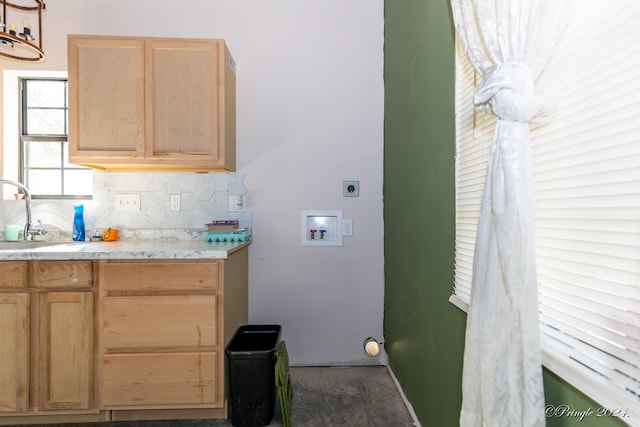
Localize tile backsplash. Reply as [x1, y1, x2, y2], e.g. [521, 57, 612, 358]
[0, 171, 251, 240]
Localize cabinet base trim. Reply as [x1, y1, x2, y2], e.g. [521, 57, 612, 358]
[0, 411, 107, 425]
[109, 406, 227, 421]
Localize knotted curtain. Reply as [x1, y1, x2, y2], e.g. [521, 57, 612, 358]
[450, 1, 576, 426]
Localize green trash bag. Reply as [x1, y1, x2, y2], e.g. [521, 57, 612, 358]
[275, 340, 293, 427]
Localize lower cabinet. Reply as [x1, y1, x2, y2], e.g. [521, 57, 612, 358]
[0, 246, 248, 424]
[0, 261, 96, 422]
[0, 292, 29, 413]
[97, 250, 248, 419]
[36, 291, 94, 410]
[99, 293, 220, 407]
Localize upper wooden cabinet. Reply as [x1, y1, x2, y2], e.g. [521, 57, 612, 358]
[67, 35, 236, 172]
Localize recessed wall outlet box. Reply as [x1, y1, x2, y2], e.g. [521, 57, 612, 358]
[229, 194, 245, 211]
[115, 193, 141, 212]
[170, 194, 181, 212]
[301, 210, 343, 246]
[343, 219, 353, 236]
[343, 180, 359, 197]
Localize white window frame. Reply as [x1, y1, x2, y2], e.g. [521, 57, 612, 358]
[19, 77, 92, 199]
[2, 70, 78, 199]
[4, 71, 92, 199]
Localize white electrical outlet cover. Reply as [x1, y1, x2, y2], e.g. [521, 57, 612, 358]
[170, 194, 181, 211]
[229, 194, 245, 211]
[115, 193, 141, 212]
[343, 219, 353, 236]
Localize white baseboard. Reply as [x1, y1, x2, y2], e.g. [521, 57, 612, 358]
[385, 364, 421, 427]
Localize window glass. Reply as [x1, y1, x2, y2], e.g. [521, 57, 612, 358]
[26, 109, 66, 135]
[25, 79, 67, 135]
[24, 140, 60, 168]
[25, 169, 62, 195]
[25, 79, 66, 107]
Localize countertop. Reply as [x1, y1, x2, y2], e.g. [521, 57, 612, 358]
[0, 239, 250, 261]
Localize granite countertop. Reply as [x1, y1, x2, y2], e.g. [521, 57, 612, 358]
[0, 239, 250, 261]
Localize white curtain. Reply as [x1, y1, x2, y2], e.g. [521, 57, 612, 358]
[450, 1, 575, 426]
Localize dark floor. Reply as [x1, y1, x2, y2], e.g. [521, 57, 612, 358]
[27, 366, 416, 427]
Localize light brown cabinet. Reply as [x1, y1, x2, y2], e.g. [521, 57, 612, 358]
[0, 291, 29, 412]
[0, 246, 248, 424]
[0, 261, 95, 419]
[97, 249, 248, 421]
[67, 35, 236, 172]
[36, 291, 94, 410]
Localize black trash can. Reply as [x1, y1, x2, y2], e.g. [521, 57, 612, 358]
[226, 324, 282, 427]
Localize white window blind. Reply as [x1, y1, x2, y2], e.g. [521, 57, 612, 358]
[451, 0, 640, 422]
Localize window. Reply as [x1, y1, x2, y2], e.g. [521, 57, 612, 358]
[452, 0, 640, 418]
[20, 78, 92, 198]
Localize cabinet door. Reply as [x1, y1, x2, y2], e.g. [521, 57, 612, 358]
[68, 36, 145, 161]
[0, 293, 29, 412]
[37, 292, 93, 410]
[146, 39, 229, 166]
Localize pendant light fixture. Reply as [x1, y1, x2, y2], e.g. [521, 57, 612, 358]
[0, 0, 45, 62]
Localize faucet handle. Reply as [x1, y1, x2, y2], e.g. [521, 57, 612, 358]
[28, 219, 47, 237]
[37, 219, 47, 235]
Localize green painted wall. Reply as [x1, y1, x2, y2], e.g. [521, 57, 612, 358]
[383, 0, 465, 425]
[383, 1, 628, 426]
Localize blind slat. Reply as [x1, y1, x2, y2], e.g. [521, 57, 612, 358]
[541, 325, 638, 396]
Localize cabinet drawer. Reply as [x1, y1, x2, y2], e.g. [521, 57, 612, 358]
[31, 261, 93, 288]
[102, 295, 218, 349]
[101, 261, 219, 292]
[0, 261, 27, 289]
[101, 352, 218, 407]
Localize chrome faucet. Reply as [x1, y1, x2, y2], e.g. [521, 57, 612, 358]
[0, 179, 47, 240]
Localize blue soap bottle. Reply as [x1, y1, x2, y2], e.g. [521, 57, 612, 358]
[72, 204, 85, 241]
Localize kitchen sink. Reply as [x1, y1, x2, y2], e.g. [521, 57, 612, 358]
[0, 240, 80, 250]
